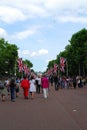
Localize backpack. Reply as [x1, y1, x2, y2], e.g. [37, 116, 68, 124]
[0, 81, 5, 89]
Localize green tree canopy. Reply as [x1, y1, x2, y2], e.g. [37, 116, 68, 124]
[0, 38, 18, 76]
[23, 59, 33, 68]
[47, 28, 87, 76]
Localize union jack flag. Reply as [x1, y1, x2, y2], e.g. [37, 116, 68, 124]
[23, 64, 28, 74]
[54, 64, 58, 73]
[23, 64, 31, 76]
[17, 58, 23, 72]
[60, 57, 66, 72]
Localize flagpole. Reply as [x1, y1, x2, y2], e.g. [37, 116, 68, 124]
[14, 61, 16, 76]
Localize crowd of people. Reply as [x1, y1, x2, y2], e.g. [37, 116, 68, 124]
[0, 73, 49, 102]
[49, 74, 87, 89]
[0, 73, 87, 102]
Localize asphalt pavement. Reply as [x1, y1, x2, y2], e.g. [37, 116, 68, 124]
[0, 84, 87, 130]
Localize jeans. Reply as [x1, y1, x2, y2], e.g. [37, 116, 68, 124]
[54, 82, 59, 90]
[10, 87, 15, 100]
[36, 85, 41, 94]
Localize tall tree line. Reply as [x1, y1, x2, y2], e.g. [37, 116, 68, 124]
[47, 28, 87, 76]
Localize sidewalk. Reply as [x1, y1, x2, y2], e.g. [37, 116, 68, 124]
[0, 85, 87, 130]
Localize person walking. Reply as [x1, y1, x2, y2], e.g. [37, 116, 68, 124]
[29, 76, 36, 99]
[73, 76, 77, 89]
[35, 75, 41, 94]
[41, 74, 49, 99]
[15, 77, 20, 97]
[49, 74, 54, 86]
[0, 78, 8, 102]
[54, 73, 59, 90]
[9, 76, 16, 102]
[21, 75, 30, 99]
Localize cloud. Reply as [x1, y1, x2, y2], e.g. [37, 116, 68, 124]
[44, 0, 87, 10]
[56, 16, 87, 23]
[0, 0, 87, 24]
[0, 28, 7, 38]
[24, 3, 47, 17]
[38, 49, 48, 55]
[0, 25, 42, 41]
[30, 49, 48, 57]
[11, 25, 42, 40]
[30, 52, 37, 57]
[22, 50, 30, 55]
[12, 29, 36, 40]
[0, 6, 26, 24]
[19, 49, 48, 58]
[0, 1, 47, 24]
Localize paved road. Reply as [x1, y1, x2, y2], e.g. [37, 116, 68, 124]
[0, 85, 87, 130]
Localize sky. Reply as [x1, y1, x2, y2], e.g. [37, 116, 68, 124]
[0, 0, 87, 72]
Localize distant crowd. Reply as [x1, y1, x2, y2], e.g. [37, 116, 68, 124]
[49, 74, 87, 90]
[0, 73, 87, 102]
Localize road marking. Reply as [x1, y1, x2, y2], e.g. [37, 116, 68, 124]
[73, 110, 77, 112]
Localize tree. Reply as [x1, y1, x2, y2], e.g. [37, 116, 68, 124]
[47, 60, 56, 69]
[69, 28, 87, 76]
[0, 38, 18, 76]
[23, 59, 33, 68]
[47, 28, 87, 76]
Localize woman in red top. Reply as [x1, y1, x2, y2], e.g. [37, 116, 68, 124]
[21, 75, 30, 99]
